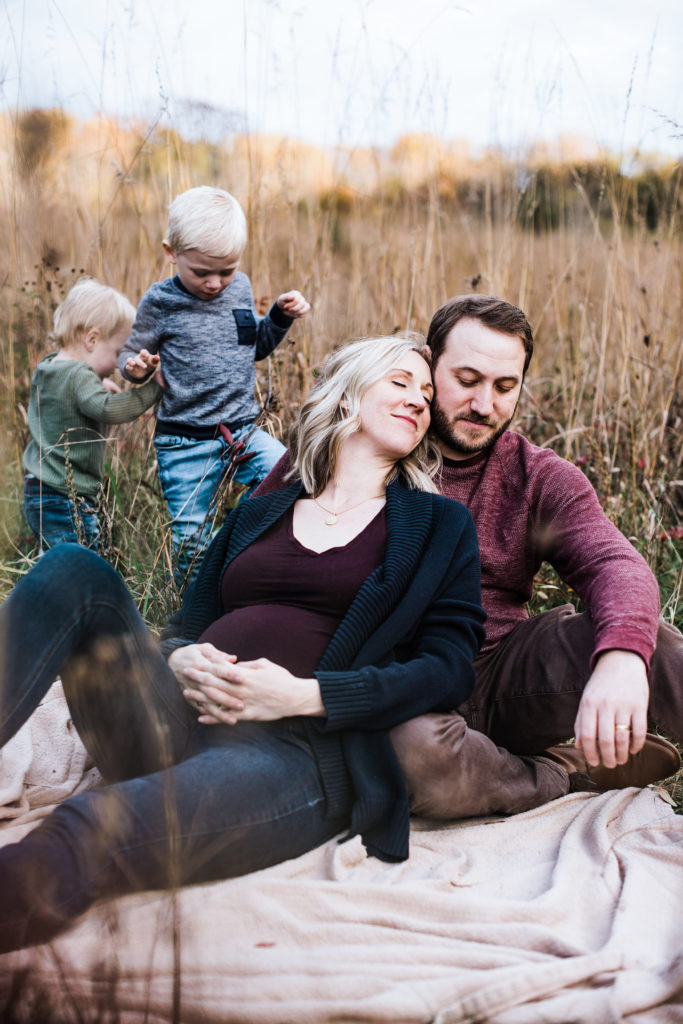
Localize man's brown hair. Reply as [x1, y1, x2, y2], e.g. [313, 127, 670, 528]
[427, 294, 534, 374]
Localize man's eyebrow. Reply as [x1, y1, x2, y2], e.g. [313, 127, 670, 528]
[454, 365, 521, 382]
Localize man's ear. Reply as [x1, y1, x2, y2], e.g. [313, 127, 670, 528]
[83, 328, 101, 351]
[162, 241, 178, 265]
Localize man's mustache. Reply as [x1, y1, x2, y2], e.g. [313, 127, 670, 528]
[453, 412, 496, 427]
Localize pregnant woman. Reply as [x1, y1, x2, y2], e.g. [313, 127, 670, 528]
[0, 333, 485, 951]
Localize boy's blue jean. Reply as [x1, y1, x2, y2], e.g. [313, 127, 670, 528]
[0, 545, 349, 952]
[154, 424, 285, 586]
[23, 475, 100, 550]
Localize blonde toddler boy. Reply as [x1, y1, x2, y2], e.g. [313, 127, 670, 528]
[23, 278, 162, 550]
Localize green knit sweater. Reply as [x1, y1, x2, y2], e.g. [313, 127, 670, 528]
[23, 354, 161, 499]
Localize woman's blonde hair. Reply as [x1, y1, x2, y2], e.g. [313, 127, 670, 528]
[289, 334, 441, 495]
[51, 278, 136, 349]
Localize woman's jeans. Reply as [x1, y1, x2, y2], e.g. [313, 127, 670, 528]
[154, 425, 285, 587]
[23, 475, 100, 550]
[0, 545, 348, 952]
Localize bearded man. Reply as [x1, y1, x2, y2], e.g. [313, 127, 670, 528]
[389, 294, 681, 814]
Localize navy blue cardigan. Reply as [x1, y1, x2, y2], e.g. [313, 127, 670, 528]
[164, 477, 486, 861]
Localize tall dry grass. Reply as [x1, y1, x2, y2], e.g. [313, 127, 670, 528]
[0, 111, 680, 637]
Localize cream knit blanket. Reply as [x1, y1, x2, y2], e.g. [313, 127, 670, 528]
[1, 682, 681, 1022]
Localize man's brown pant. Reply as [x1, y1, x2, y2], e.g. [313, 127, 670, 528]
[390, 605, 683, 818]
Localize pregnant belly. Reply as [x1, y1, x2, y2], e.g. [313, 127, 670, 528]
[198, 603, 339, 676]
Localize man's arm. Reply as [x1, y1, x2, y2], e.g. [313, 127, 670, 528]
[533, 454, 659, 767]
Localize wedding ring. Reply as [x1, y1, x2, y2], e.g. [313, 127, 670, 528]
[614, 724, 631, 731]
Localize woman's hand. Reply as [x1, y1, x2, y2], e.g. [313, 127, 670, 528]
[168, 643, 240, 717]
[170, 647, 324, 725]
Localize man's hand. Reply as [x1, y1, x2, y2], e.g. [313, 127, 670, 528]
[276, 290, 311, 319]
[573, 650, 649, 768]
[124, 348, 160, 381]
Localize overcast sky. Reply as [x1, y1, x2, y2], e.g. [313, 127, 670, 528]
[2, 0, 681, 156]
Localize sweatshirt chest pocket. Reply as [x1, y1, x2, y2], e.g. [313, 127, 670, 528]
[233, 309, 257, 345]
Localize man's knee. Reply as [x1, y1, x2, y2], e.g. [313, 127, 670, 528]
[654, 618, 683, 659]
[391, 714, 466, 779]
[649, 619, 683, 742]
[390, 713, 474, 817]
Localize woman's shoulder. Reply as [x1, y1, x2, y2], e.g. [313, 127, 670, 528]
[393, 478, 469, 512]
[391, 480, 476, 532]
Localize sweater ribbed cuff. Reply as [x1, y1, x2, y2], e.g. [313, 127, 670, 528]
[120, 366, 156, 384]
[268, 302, 294, 330]
[158, 637, 191, 660]
[316, 671, 373, 729]
[590, 638, 653, 673]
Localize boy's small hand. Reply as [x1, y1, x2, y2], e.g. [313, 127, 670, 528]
[102, 377, 122, 395]
[276, 290, 311, 319]
[125, 349, 161, 380]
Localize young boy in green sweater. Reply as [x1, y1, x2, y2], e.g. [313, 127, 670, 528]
[23, 278, 162, 550]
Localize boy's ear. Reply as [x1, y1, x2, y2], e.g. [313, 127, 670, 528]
[83, 328, 101, 351]
[162, 241, 178, 265]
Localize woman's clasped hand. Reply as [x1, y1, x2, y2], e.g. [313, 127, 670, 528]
[169, 642, 324, 724]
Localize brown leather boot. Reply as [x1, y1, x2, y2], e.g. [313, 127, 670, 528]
[541, 734, 681, 793]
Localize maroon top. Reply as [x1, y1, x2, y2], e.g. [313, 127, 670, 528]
[198, 506, 387, 676]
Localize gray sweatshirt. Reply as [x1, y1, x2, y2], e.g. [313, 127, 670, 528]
[118, 273, 293, 436]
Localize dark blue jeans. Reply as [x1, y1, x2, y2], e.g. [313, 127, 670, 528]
[23, 475, 100, 550]
[0, 545, 350, 951]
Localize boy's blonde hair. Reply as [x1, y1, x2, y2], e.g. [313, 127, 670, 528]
[289, 335, 441, 496]
[164, 186, 248, 258]
[51, 278, 136, 349]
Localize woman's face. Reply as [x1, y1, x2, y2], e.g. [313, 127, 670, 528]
[357, 350, 433, 459]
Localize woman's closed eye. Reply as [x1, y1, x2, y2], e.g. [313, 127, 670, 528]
[391, 379, 431, 403]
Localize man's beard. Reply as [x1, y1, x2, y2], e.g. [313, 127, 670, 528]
[430, 400, 515, 458]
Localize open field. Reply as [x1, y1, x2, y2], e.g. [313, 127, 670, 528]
[0, 110, 681, 803]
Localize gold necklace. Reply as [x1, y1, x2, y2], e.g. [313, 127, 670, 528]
[312, 493, 384, 526]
